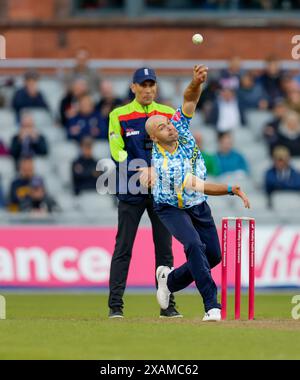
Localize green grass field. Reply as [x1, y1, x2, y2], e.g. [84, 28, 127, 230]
[0, 293, 299, 360]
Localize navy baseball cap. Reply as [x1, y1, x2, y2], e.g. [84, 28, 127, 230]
[132, 68, 157, 84]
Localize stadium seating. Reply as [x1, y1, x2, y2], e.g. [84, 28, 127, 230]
[246, 110, 273, 139]
[272, 191, 300, 212]
[109, 76, 131, 98]
[197, 125, 218, 152]
[0, 156, 15, 194]
[0, 73, 299, 226]
[51, 141, 79, 189]
[39, 78, 65, 114]
[0, 108, 15, 128]
[291, 158, 300, 171]
[19, 107, 65, 143]
[23, 108, 53, 127]
[93, 141, 111, 160]
[271, 191, 300, 223]
[0, 125, 18, 145]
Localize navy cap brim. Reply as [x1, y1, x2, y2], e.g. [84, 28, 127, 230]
[134, 76, 157, 84]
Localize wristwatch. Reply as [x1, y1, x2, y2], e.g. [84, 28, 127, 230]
[228, 185, 234, 196]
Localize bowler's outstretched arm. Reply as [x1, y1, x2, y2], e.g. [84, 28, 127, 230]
[184, 174, 251, 209]
[182, 65, 208, 117]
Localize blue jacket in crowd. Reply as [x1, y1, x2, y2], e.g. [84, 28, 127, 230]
[265, 166, 300, 195]
[67, 112, 108, 142]
[12, 87, 49, 122]
[217, 150, 249, 176]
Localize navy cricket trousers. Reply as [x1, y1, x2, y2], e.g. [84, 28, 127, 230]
[154, 201, 222, 312]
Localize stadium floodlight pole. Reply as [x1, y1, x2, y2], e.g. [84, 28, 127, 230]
[221, 218, 228, 320]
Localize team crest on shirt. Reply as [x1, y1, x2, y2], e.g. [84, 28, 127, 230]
[109, 131, 120, 139]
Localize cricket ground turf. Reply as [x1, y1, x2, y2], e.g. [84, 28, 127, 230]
[0, 293, 299, 360]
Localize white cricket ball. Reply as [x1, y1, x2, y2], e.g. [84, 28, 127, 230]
[192, 33, 203, 45]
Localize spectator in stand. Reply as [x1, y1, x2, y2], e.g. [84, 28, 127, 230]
[196, 78, 220, 123]
[263, 98, 288, 150]
[294, 70, 300, 86]
[20, 176, 59, 214]
[0, 76, 15, 107]
[265, 146, 300, 207]
[216, 132, 249, 176]
[67, 93, 107, 142]
[64, 48, 100, 94]
[60, 78, 89, 128]
[124, 86, 135, 104]
[193, 131, 220, 176]
[0, 139, 9, 156]
[219, 56, 244, 90]
[207, 85, 246, 132]
[96, 80, 123, 130]
[11, 71, 49, 122]
[259, 56, 284, 108]
[266, 111, 300, 157]
[72, 137, 101, 195]
[237, 72, 268, 110]
[281, 75, 297, 97]
[8, 156, 35, 212]
[10, 113, 48, 166]
[285, 85, 300, 116]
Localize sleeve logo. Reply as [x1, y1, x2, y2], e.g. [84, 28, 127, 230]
[172, 112, 181, 122]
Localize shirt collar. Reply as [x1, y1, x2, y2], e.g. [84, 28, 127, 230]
[133, 98, 156, 114]
[156, 141, 179, 156]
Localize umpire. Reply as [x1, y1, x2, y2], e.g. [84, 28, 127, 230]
[108, 68, 181, 318]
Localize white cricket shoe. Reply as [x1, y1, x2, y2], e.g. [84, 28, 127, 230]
[202, 308, 221, 322]
[156, 266, 171, 310]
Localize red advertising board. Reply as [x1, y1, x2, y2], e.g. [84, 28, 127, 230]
[0, 226, 299, 288]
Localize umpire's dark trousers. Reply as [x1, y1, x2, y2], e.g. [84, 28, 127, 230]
[108, 197, 175, 310]
[154, 201, 222, 313]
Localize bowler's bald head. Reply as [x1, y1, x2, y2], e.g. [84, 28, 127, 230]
[145, 115, 167, 137]
[146, 114, 178, 145]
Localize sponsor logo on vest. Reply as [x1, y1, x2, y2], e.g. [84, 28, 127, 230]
[126, 130, 140, 137]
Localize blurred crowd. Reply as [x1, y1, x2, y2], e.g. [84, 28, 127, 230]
[0, 48, 300, 217]
[193, 55, 300, 208]
[79, 0, 300, 11]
